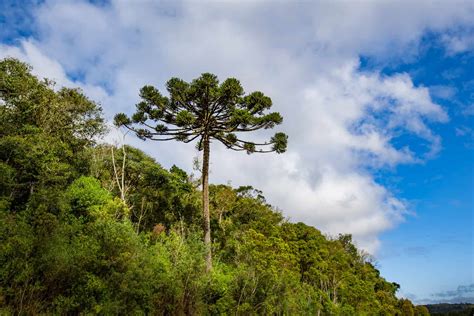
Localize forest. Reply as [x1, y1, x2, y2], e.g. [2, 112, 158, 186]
[0, 58, 431, 315]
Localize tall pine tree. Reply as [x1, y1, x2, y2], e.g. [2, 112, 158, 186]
[114, 73, 287, 270]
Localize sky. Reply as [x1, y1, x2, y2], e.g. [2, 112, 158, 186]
[1, 0, 473, 305]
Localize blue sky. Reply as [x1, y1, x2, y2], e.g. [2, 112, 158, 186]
[1, 0, 473, 304]
[367, 39, 474, 303]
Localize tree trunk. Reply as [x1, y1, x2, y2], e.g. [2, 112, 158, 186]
[202, 136, 212, 271]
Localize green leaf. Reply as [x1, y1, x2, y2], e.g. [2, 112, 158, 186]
[243, 142, 255, 154]
[113, 113, 131, 127]
[271, 132, 288, 153]
[175, 110, 195, 127]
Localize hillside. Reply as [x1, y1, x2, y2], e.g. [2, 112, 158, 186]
[425, 303, 474, 315]
[0, 58, 423, 314]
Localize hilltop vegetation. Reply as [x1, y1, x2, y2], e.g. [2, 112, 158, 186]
[1, 58, 420, 314]
[425, 303, 474, 315]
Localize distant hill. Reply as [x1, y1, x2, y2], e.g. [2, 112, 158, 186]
[425, 303, 474, 315]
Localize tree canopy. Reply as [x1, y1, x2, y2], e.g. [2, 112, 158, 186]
[114, 73, 287, 153]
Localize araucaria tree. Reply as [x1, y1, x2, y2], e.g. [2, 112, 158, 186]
[114, 73, 288, 271]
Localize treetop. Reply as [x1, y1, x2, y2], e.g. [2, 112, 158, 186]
[114, 73, 288, 154]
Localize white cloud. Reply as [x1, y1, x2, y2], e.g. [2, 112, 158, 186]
[1, 0, 472, 253]
[429, 85, 457, 100]
[442, 33, 474, 55]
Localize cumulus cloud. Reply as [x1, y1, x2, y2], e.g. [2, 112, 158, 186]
[1, 0, 473, 253]
[442, 33, 474, 55]
[206, 61, 446, 251]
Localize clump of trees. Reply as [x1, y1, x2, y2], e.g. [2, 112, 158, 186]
[1, 58, 418, 315]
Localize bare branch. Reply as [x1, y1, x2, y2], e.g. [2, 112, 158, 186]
[149, 136, 182, 141]
[182, 133, 201, 143]
[235, 138, 273, 146]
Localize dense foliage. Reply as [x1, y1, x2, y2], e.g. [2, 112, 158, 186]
[1, 58, 417, 314]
